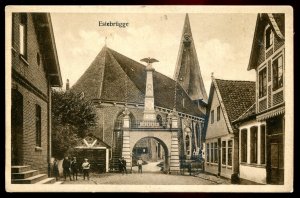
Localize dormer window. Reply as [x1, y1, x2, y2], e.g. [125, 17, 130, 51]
[265, 26, 273, 50]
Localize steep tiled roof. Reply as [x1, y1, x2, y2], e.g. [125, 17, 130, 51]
[72, 47, 204, 117]
[232, 103, 256, 123]
[215, 79, 256, 123]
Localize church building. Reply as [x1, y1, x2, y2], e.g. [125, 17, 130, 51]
[71, 14, 208, 172]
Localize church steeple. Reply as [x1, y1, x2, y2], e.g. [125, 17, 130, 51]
[173, 14, 208, 102]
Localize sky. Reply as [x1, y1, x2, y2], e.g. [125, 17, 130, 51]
[51, 12, 257, 94]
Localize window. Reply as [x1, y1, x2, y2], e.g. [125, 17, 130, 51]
[211, 110, 214, 124]
[265, 26, 273, 49]
[156, 114, 162, 126]
[19, 13, 27, 58]
[195, 123, 201, 148]
[35, 104, 41, 147]
[259, 68, 267, 98]
[206, 143, 210, 162]
[261, 125, 266, 164]
[214, 142, 218, 163]
[217, 106, 220, 121]
[185, 134, 190, 155]
[227, 140, 233, 166]
[182, 98, 185, 108]
[273, 55, 283, 91]
[241, 129, 247, 163]
[250, 126, 258, 163]
[210, 143, 214, 163]
[222, 141, 226, 165]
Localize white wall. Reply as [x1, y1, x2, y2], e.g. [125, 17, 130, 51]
[238, 119, 266, 184]
[240, 165, 266, 184]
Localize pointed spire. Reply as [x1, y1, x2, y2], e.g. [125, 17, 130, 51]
[173, 14, 208, 102]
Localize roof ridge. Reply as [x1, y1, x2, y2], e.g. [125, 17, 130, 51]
[105, 48, 146, 97]
[96, 47, 108, 98]
[107, 47, 183, 89]
[106, 47, 146, 94]
[214, 78, 255, 83]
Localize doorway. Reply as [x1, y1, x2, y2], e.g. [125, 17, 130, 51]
[11, 89, 24, 165]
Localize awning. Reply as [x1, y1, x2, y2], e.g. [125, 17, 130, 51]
[256, 106, 285, 121]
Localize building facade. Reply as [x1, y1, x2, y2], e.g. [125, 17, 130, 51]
[11, 13, 62, 175]
[245, 13, 285, 184]
[205, 76, 255, 179]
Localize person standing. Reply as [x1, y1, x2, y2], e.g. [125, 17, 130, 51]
[118, 158, 123, 173]
[62, 156, 72, 181]
[53, 158, 59, 181]
[121, 157, 127, 174]
[82, 158, 90, 180]
[71, 157, 79, 180]
[137, 157, 143, 174]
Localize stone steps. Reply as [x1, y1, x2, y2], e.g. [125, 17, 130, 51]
[11, 165, 56, 184]
[36, 177, 56, 184]
[12, 170, 39, 179]
[11, 165, 31, 173]
[12, 174, 48, 184]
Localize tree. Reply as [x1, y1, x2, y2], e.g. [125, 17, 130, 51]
[51, 90, 97, 159]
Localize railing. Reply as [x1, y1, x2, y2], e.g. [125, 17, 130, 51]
[180, 157, 205, 175]
[132, 120, 165, 129]
[114, 120, 173, 129]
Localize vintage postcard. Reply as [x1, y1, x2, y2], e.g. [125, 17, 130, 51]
[5, 5, 293, 192]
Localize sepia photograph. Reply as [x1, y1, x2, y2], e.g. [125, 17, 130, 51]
[5, 5, 293, 192]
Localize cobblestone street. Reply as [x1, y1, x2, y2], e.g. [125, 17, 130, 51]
[61, 172, 221, 185]
[61, 162, 230, 185]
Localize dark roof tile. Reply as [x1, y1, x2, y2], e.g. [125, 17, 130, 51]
[215, 79, 256, 122]
[72, 47, 204, 117]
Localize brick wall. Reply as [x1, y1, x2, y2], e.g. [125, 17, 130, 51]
[12, 13, 48, 97]
[12, 80, 49, 174]
[11, 13, 50, 174]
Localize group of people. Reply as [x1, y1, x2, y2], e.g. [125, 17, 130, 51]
[118, 157, 143, 174]
[53, 156, 91, 181]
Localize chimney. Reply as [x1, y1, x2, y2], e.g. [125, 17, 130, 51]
[66, 79, 70, 91]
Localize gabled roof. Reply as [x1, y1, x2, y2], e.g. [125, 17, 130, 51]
[207, 78, 256, 133]
[71, 46, 204, 117]
[76, 133, 111, 149]
[248, 13, 285, 71]
[173, 14, 208, 102]
[32, 13, 62, 87]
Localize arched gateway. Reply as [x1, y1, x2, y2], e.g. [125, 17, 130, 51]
[121, 109, 180, 173]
